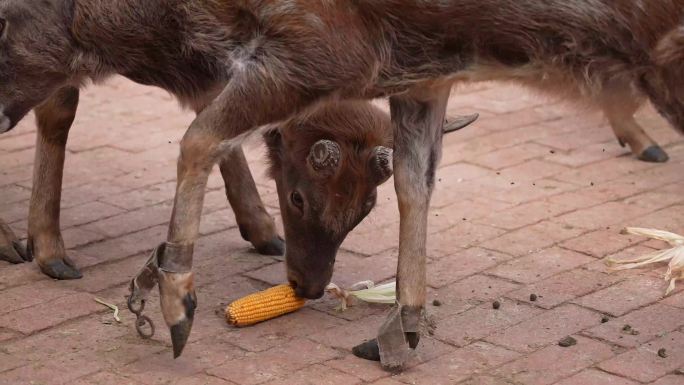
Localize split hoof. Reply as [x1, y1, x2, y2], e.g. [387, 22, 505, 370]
[159, 271, 196, 359]
[39, 258, 83, 280]
[255, 236, 285, 256]
[353, 339, 381, 361]
[0, 241, 29, 264]
[638, 145, 669, 163]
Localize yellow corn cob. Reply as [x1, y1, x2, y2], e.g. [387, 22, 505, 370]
[225, 284, 306, 327]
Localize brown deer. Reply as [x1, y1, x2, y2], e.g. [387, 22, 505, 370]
[1, 0, 683, 371]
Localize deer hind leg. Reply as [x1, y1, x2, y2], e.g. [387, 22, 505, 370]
[0, 219, 28, 264]
[600, 89, 669, 163]
[218, 147, 284, 256]
[353, 84, 452, 371]
[27, 86, 81, 279]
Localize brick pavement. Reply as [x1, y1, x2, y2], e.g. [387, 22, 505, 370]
[0, 78, 683, 384]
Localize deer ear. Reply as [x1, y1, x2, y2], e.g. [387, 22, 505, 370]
[370, 146, 393, 185]
[308, 140, 341, 175]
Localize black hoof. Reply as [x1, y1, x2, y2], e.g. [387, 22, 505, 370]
[170, 294, 196, 358]
[39, 259, 83, 280]
[0, 241, 29, 264]
[255, 236, 285, 256]
[352, 339, 381, 362]
[638, 145, 669, 163]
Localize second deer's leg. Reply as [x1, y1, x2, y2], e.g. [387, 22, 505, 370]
[353, 84, 452, 370]
[601, 91, 669, 163]
[0, 219, 28, 264]
[27, 86, 81, 279]
[219, 147, 284, 256]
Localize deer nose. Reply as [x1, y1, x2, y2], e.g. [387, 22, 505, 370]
[289, 278, 325, 300]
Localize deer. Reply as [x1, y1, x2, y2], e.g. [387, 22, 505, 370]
[1, 0, 683, 371]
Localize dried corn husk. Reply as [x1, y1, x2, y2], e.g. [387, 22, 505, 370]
[606, 227, 684, 295]
[326, 281, 396, 310]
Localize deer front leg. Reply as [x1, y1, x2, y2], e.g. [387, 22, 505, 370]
[353, 85, 451, 371]
[219, 147, 284, 256]
[27, 86, 81, 279]
[601, 89, 668, 163]
[0, 220, 28, 264]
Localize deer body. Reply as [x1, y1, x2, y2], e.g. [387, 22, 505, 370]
[1, 0, 683, 370]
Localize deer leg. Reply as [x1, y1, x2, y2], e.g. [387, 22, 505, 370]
[0, 220, 28, 264]
[601, 91, 668, 163]
[218, 147, 284, 256]
[27, 86, 81, 279]
[353, 85, 451, 371]
[129, 69, 321, 358]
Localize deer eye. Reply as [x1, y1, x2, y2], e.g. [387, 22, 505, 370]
[0, 19, 6, 36]
[290, 191, 304, 210]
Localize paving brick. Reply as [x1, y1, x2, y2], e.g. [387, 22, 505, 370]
[556, 202, 652, 230]
[262, 364, 362, 385]
[598, 331, 684, 383]
[0, 350, 104, 385]
[485, 304, 600, 353]
[72, 371, 141, 385]
[0, 293, 102, 334]
[434, 301, 543, 347]
[428, 222, 506, 256]
[553, 369, 639, 385]
[470, 143, 554, 170]
[487, 247, 594, 284]
[480, 221, 585, 257]
[651, 375, 684, 385]
[507, 268, 620, 309]
[574, 276, 671, 316]
[208, 339, 341, 385]
[560, 229, 642, 258]
[86, 201, 173, 238]
[475, 200, 574, 230]
[495, 336, 615, 385]
[396, 342, 520, 384]
[583, 303, 684, 348]
[432, 274, 522, 306]
[173, 374, 236, 385]
[428, 248, 513, 288]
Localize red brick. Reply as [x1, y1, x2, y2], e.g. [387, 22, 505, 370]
[324, 354, 390, 383]
[434, 301, 543, 347]
[560, 229, 642, 258]
[199, 208, 239, 236]
[482, 178, 577, 205]
[487, 247, 594, 284]
[263, 364, 362, 385]
[173, 374, 236, 385]
[208, 339, 341, 385]
[485, 304, 600, 352]
[396, 342, 520, 384]
[0, 280, 77, 315]
[0, 293, 102, 334]
[651, 375, 684, 385]
[498, 160, 571, 183]
[86, 201, 173, 238]
[0, 351, 104, 385]
[428, 222, 506, 256]
[428, 247, 513, 288]
[583, 304, 684, 348]
[554, 369, 639, 385]
[75, 224, 168, 267]
[475, 200, 574, 230]
[62, 226, 107, 248]
[556, 202, 652, 230]
[221, 308, 346, 353]
[432, 275, 522, 305]
[598, 331, 684, 383]
[480, 221, 584, 257]
[72, 372, 141, 385]
[471, 143, 554, 170]
[495, 336, 614, 385]
[507, 268, 620, 309]
[574, 276, 671, 316]
[99, 181, 177, 210]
